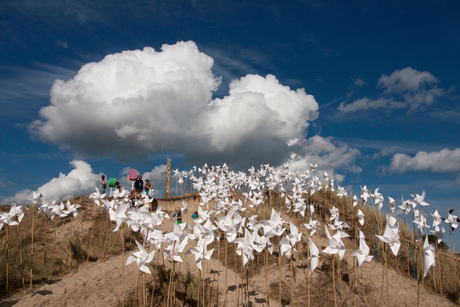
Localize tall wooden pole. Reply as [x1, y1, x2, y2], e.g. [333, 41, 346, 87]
[30, 204, 34, 293]
[165, 158, 172, 198]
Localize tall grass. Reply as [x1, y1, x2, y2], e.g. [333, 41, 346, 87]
[0, 195, 141, 299]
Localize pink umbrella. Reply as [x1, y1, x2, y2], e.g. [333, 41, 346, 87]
[127, 169, 139, 181]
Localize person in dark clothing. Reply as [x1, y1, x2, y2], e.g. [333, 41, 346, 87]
[134, 176, 144, 195]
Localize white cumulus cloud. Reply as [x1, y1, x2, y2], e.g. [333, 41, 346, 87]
[389, 148, 460, 174]
[338, 67, 444, 114]
[29, 41, 320, 168]
[1, 160, 100, 205]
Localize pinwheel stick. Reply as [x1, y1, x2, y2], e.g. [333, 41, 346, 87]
[122, 224, 125, 307]
[265, 249, 270, 307]
[290, 256, 294, 306]
[6, 225, 9, 297]
[216, 232, 221, 307]
[279, 247, 282, 306]
[30, 204, 34, 293]
[17, 225, 24, 289]
[361, 266, 366, 303]
[307, 238, 311, 307]
[235, 248, 238, 305]
[224, 240, 228, 306]
[332, 255, 337, 307]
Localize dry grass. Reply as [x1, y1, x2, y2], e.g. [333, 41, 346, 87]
[123, 262, 216, 307]
[0, 195, 141, 299]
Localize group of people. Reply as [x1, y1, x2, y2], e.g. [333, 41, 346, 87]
[100, 174, 154, 210]
[100, 175, 123, 194]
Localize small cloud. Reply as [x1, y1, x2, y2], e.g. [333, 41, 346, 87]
[373, 145, 400, 159]
[315, 77, 325, 82]
[338, 67, 445, 114]
[55, 41, 69, 49]
[353, 77, 365, 87]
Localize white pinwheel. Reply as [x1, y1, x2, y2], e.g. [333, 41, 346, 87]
[323, 226, 346, 260]
[304, 218, 321, 236]
[431, 225, 446, 244]
[422, 235, 436, 278]
[357, 209, 365, 226]
[184, 240, 214, 271]
[360, 186, 371, 203]
[285, 197, 291, 212]
[109, 203, 130, 232]
[64, 200, 81, 218]
[181, 200, 188, 215]
[50, 202, 69, 219]
[398, 196, 413, 215]
[413, 209, 429, 241]
[337, 186, 347, 198]
[9, 202, 29, 223]
[195, 206, 214, 224]
[126, 240, 156, 274]
[351, 228, 373, 267]
[431, 210, 442, 227]
[287, 222, 302, 248]
[308, 237, 320, 274]
[163, 236, 189, 262]
[0, 211, 19, 230]
[411, 190, 430, 207]
[353, 195, 358, 207]
[377, 215, 401, 256]
[279, 236, 295, 260]
[89, 187, 106, 201]
[329, 205, 339, 221]
[372, 188, 384, 210]
[444, 210, 458, 230]
[388, 197, 396, 214]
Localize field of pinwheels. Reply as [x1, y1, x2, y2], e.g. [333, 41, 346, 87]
[0, 163, 459, 306]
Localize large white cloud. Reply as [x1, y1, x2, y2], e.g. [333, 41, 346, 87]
[29, 41, 319, 168]
[389, 148, 460, 174]
[338, 67, 444, 114]
[1, 160, 100, 204]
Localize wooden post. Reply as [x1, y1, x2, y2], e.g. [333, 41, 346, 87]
[30, 204, 35, 293]
[165, 158, 172, 198]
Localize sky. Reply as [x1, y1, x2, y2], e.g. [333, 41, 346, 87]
[1, 1, 459, 248]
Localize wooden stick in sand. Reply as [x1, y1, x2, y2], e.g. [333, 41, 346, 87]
[30, 204, 35, 293]
[122, 223, 125, 307]
[290, 255, 294, 306]
[217, 231, 221, 306]
[224, 239, 228, 306]
[235, 247, 238, 306]
[279, 247, 282, 306]
[332, 255, 337, 307]
[265, 249, 270, 307]
[6, 225, 9, 297]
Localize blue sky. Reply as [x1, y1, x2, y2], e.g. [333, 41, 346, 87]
[1, 1, 459, 248]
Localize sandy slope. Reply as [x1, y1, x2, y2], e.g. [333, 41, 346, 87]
[1, 194, 457, 306]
